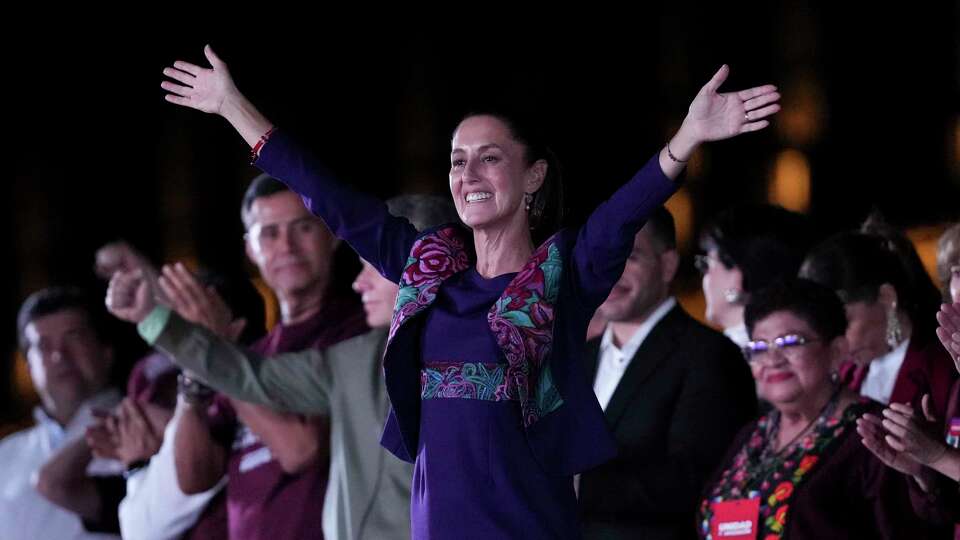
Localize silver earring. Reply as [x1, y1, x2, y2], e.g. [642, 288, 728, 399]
[524, 193, 533, 212]
[885, 304, 903, 349]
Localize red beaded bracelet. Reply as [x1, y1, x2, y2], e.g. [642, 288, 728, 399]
[250, 127, 277, 163]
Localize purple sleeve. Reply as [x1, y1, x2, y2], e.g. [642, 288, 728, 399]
[569, 153, 676, 308]
[255, 130, 418, 282]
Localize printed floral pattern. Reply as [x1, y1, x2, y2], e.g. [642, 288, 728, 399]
[698, 399, 868, 540]
[388, 226, 565, 428]
[487, 237, 564, 427]
[389, 227, 470, 342]
[420, 362, 519, 401]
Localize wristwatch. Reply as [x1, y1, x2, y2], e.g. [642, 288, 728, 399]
[123, 459, 149, 480]
[177, 372, 215, 406]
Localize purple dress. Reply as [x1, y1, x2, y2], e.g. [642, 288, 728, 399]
[256, 131, 677, 539]
[415, 268, 579, 538]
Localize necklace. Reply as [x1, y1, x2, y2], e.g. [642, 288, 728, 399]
[740, 388, 842, 491]
[764, 388, 841, 455]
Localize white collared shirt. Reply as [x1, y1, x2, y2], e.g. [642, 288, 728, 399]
[861, 338, 911, 405]
[0, 389, 122, 540]
[593, 297, 676, 411]
[119, 409, 226, 540]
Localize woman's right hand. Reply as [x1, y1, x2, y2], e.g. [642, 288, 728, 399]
[161, 45, 274, 149]
[858, 393, 949, 481]
[161, 45, 238, 115]
[935, 302, 960, 372]
[857, 412, 925, 477]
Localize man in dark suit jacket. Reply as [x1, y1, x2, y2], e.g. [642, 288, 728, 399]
[579, 208, 757, 540]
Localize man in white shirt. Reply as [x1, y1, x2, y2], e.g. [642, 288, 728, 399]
[579, 208, 757, 540]
[1, 287, 123, 539]
[118, 410, 226, 540]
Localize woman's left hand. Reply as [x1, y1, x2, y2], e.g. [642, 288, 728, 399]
[681, 65, 781, 144]
[878, 396, 949, 466]
[857, 413, 925, 477]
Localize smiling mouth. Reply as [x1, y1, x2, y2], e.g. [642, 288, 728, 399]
[465, 192, 492, 203]
[765, 372, 795, 383]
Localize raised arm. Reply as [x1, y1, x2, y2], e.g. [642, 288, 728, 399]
[107, 267, 335, 414]
[161, 45, 272, 148]
[572, 65, 780, 306]
[161, 46, 417, 279]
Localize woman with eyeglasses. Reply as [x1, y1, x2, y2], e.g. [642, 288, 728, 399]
[697, 278, 953, 540]
[695, 204, 815, 348]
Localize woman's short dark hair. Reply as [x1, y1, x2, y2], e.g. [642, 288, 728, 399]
[745, 278, 848, 342]
[699, 204, 814, 294]
[455, 110, 563, 243]
[799, 230, 938, 333]
[860, 212, 943, 319]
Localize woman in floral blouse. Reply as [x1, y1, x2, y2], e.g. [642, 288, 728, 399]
[698, 278, 951, 539]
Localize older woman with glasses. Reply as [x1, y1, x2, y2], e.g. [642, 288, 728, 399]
[697, 278, 951, 540]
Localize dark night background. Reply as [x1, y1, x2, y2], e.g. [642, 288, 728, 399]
[5, 6, 959, 428]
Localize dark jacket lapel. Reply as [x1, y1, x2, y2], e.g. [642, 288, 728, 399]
[603, 305, 687, 429]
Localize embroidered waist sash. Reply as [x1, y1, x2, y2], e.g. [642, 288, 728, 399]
[420, 362, 521, 402]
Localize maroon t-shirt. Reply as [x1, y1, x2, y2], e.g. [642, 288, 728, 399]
[126, 351, 180, 408]
[207, 293, 366, 540]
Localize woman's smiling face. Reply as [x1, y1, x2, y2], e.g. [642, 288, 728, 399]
[449, 114, 543, 232]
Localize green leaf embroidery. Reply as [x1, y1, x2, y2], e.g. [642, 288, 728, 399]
[502, 310, 535, 328]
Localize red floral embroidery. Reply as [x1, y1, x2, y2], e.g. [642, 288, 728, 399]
[772, 482, 793, 502]
[797, 455, 818, 475]
[774, 505, 788, 527]
[698, 400, 868, 540]
[488, 237, 564, 427]
[389, 227, 470, 342]
[388, 227, 565, 428]
[401, 228, 467, 288]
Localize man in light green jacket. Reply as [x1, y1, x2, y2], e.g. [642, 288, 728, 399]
[107, 195, 458, 540]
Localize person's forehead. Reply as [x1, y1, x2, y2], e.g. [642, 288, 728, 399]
[752, 310, 812, 338]
[248, 192, 314, 225]
[452, 116, 515, 150]
[25, 309, 93, 342]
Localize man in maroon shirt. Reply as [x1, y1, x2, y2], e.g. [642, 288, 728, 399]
[174, 174, 366, 539]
